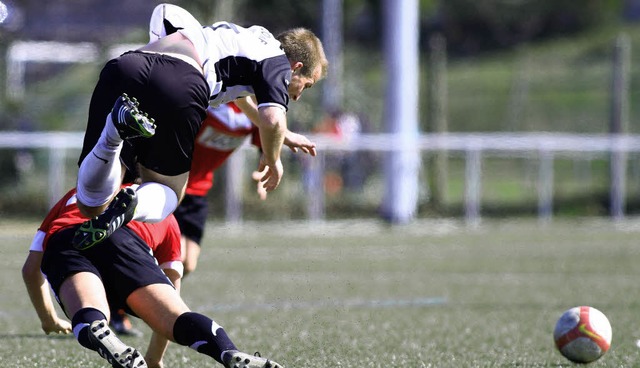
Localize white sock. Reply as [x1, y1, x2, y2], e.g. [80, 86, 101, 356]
[76, 115, 123, 207]
[133, 182, 178, 223]
[103, 112, 123, 146]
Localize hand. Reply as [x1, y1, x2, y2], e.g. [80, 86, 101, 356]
[42, 317, 72, 335]
[257, 155, 283, 192]
[251, 168, 269, 200]
[284, 131, 317, 156]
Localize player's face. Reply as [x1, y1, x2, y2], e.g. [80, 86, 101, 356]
[288, 64, 322, 102]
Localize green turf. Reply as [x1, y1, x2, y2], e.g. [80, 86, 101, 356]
[2, 218, 640, 367]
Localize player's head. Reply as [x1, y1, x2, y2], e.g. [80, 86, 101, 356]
[277, 28, 328, 101]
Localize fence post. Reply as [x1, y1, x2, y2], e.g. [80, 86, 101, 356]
[48, 145, 66, 209]
[465, 147, 482, 226]
[609, 33, 630, 219]
[427, 34, 448, 208]
[610, 136, 627, 221]
[225, 148, 245, 224]
[306, 150, 325, 221]
[538, 150, 554, 223]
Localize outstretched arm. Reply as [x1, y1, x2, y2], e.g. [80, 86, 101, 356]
[255, 106, 286, 192]
[22, 249, 72, 335]
[236, 96, 317, 156]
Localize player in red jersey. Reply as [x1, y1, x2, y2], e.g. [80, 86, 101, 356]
[22, 186, 182, 367]
[23, 185, 283, 368]
[176, 101, 317, 276]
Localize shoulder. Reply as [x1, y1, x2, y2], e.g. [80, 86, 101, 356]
[204, 22, 285, 59]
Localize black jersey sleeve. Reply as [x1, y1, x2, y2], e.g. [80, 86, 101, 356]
[254, 55, 291, 110]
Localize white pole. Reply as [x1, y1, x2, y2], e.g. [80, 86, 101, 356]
[380, 0, 420, 224]
[225, 149, 245, 224]
[321, 0, 343, 112]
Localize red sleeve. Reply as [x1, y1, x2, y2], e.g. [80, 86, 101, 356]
[38, 189, 77, 233]
[151, 215, 182, 265]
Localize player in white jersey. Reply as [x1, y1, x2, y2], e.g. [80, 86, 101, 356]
[73, 4, 327, 250]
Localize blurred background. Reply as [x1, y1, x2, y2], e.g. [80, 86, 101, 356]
[2, 0, 640, 224]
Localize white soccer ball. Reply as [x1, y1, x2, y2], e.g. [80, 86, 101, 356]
[553, 306, 612, 363]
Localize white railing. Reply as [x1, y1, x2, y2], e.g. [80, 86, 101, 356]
[0, 131, 638, 223]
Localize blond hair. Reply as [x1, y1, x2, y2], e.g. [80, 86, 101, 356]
[277, 28, 328, 79]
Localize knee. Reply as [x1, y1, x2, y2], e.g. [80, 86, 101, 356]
[183, 262, 196, 276]
[76, 200, 106, 218]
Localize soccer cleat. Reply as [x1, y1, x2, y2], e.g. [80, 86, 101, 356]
[223, 351, 283, 368]
[110, 310, 143, 337]
[111, 93, 156, 139]
[72, 187, 138, 250]
[88, 319, 147, 368]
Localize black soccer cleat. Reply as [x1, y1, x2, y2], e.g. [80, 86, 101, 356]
[111, 93, 156, 140]
[72, 187, 138, 250]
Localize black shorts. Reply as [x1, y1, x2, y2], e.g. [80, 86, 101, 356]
[41, 225, 173, 316]
[79, 51, 210, 176]
[173, 194, 208, 244]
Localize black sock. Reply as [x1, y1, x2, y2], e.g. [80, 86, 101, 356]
[71, 307, 107, 351]
[173, 312, 237, 364]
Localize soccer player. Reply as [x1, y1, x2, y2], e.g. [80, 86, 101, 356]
[73, 4, 328, 250]
[25, 185, 284, 368]
[146, 4, 318, 276]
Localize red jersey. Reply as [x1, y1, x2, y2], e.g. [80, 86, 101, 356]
[187, 103, 261, 196]
[34, 187, 182, 273]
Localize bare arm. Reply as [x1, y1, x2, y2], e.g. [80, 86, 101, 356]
[255, 106, 286, 192]
[235, 96, 317, 156]
[234, 96, 261, 126]
[144, 268, 182, 368]
[22, 250, 72, 335]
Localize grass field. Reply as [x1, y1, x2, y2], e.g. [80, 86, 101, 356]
[2, 217, 640, 367]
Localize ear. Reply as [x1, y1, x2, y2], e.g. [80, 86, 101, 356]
[291, 61, 303, 73]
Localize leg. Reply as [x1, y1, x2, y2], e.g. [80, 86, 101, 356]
[73, 167, 187, 250]
[173, 194, 208, 277]
[110, 309, 143, 337]
[59, 272, 147, 368]
[76, 133, 126, 218]
[127, 283, 282, 368]
[58, 272, 110, 318]
[77, 94, 155, 219]
[181, 236, 201, 276]
[126, 283, 189, 340]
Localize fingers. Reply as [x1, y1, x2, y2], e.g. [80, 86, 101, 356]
[307, 146, 317, 156]
[259, 162, 283, 192]
[251, 168, 268, 181]
[251, 169, 268, 200]
[284, 132, 317, 156]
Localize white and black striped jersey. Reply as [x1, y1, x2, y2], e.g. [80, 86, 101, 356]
[179, 22, 292, 111]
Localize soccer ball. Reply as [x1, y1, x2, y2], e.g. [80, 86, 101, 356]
[553, 306, 612, 363]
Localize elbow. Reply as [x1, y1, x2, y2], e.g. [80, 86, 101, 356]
[258, 106, 287, 131]
[22, 253, 43, 284]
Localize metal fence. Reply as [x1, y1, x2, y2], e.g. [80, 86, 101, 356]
[1, 131, 638, 224]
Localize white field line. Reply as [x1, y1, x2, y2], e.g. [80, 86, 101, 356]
[197, 296, 448, 313]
